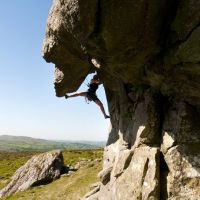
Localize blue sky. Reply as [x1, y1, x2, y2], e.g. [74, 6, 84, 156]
[0, 1, 109, 141]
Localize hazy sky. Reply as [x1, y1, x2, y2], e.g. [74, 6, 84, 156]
[0, 1, 110, 141]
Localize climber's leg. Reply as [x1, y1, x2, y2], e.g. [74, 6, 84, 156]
[65, 92, 87, 99]
[95, 99, 110, 119]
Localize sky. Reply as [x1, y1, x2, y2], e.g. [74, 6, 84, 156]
[0, 1, 110, 141]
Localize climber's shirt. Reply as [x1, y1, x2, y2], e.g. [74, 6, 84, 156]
[87, 82, 99, 102]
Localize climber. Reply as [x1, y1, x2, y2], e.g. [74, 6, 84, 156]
[65, 74, 110, 119]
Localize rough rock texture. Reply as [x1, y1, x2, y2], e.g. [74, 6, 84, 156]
[42, 0, 200, 199]
[161, 101, 200, 199]
[0, 150, 64, 198]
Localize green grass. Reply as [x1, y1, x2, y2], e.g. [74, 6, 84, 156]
[62, 149, 103, 165]
[0, 152, 38, 188]
[0, 149, 103, 200]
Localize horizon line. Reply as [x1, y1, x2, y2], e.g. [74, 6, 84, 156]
[0, 134, 106, 142]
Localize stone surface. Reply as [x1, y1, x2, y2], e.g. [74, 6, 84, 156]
[162, 101, 200, 144]
[98, 166, 113, 185]
[98, 146, 160, 200]
[43, 0, 170, 95]
[170, 0, 200, 42]
[42, 0, 97, 96]
[0, 150, 64, 198]
[161, 100, 200, 199]
[42, 1, 200, 199]
[83, 182, 101, 199]
[164, 145, 200, 199]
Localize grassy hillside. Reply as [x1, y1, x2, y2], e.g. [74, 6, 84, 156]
[0, 135, 105, 152]
[0, 149, 103, 200]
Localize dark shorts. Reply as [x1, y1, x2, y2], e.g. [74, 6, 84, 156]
[86, 91, 99, 102]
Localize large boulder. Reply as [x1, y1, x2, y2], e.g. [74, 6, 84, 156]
[0, 150, 64, 198]
[42, 0, 200, 199]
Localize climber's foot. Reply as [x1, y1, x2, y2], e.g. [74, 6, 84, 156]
[104, 115, 110, 119]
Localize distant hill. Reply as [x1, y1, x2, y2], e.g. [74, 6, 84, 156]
[0, 135, 105, 152]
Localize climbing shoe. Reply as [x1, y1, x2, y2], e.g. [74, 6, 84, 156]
[104, 115, 110, 119]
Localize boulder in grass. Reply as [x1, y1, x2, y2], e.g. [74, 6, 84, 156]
[0, 150, 64, 198]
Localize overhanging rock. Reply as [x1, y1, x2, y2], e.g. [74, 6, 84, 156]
[42, 1, 200, 199]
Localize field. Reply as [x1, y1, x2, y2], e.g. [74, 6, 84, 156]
[0, 135, 105, 152]
[0, 149, 103, 200]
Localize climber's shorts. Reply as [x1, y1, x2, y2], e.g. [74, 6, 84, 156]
[86, 91, 99, 102]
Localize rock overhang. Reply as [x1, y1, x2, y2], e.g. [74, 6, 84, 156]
[42, 0, 172, 97]
[42, 1, 200, 199]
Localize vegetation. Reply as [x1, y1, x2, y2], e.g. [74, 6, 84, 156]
[0, 152, 37, 188]
[62, 149, 103, 166]
[0, 149, 103, 200]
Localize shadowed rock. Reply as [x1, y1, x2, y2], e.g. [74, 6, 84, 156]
[0, 150, 64, 198]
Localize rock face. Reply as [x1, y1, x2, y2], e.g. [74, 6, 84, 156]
[42, 1, 200, 199]
[0, 150, 64, 198]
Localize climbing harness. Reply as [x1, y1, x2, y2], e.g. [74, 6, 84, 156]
[84, 78, 91, 104]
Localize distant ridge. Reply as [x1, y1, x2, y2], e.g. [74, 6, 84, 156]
[0, 135, 105, 152]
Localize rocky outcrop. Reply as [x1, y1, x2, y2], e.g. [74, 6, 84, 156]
[42, 0, 200, 199]
[161, 101, 200, 199]
[0, 150, 64, 198]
